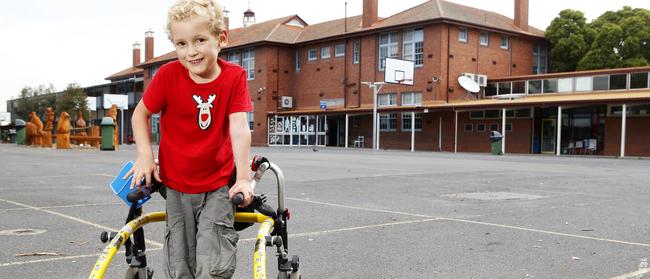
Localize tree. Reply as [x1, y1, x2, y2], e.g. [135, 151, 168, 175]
[578, 7, 650, 70]
[545, 9, 594, 72]
[14, 83, 57, 120]
[546, 6, 650, 72]
[56, 83, 89, 121]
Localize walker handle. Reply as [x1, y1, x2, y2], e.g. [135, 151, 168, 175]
[232, 192, 244, 206]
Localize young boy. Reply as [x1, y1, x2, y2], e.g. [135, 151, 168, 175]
[127, 0, 254, 277]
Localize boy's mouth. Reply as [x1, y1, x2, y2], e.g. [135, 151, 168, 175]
[188, 58, 203, 65]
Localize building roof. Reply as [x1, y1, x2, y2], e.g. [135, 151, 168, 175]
[127, 0, 544, 70]
[105, 66, 143, 81]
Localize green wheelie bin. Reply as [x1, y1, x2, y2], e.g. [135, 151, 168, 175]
[490, 130, 503, 155]
[100, 117, 115, 151]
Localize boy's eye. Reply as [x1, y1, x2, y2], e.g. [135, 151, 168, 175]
[196, 38, 205, 43]
[176, 42, 186, 47]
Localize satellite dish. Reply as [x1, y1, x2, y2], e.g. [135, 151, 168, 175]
[458, 76, 480, 93]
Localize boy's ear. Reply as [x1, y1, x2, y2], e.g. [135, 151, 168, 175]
[219, 30, 228, 48]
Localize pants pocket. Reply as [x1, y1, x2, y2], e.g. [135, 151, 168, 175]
[163, 229, 175, 278]
[209, 225, 239, 278]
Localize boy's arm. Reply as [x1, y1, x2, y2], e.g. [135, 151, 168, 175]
[228, 112, 253, 207]
[125, 101, 161, 189]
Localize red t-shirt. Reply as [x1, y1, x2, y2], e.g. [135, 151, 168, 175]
[143, 59, 252, 194]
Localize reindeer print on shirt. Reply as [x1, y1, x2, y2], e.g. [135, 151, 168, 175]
[193, 94, 216, 130]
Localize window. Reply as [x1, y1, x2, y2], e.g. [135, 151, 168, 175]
[379, 113, 397, 131]
[477, 123, 486, 132]
[469, 111, 484, 119]
[533, 42, 547, 74]
[335, 44, 345, 57]
[630, 72, 649, 89]
[480, 31, 489, 46]
[295, 50, 301, 71]
[575, 76, 592, 92]
[401, 113, 422, 131]
[609, 74, 627, 90]
[512, 81, 526, 94]
[489, 123, 499, 132]
[593, 76, 609, 91]
[506, 123, 513, 132]
[242, 48, 255, 80]
[150, 65, 160, 78]
[543, 79, 558, 93]
[378, 93, 397, 107]
[308, 49, 317, 61]
[353, 41, 360, 64]
[247, 103, 254, 131]
[558, 78, 573, 92]
[321, 47, 331, 59]
[498, 82, 511, 95]
[403, 29, 424, 66]
[459, 28, 468, 43]
[401, 92, 422, 106]
[464, 124, 473, 132]
[378, 32, 398, 70]
[528, 80, 542, 94]
[227, 51, 240, 65]
[500, 36, 509, 50]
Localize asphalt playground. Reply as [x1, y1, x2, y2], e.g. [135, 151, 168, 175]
[2, 143, 650, 278]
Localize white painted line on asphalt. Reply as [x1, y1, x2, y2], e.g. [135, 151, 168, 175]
[610, 268, 650, 279]
[0, 200, 165, 212]
[0, 248, 162, 267]
[0, 198, 163, 248]
[288, 197, 650, 248]
[0, 173, 114, 179]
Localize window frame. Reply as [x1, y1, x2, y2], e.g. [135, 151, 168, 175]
[335, 44, 345, 57]
[500, 36, 509, 50]
[480, 31, 489, 46]
[400, 92, 422, 106]
[353, 41, 360, 64]
[401, 112, 422, 132]
[459, 28, 468, 43]
[379, 113, 397, 132]
[378, 93, 397, 107]
[402, 29, 424, 67]
[378, 32, 398, 70]
[321, 46, 331, 59]
[242, 48, 255, 80]
[295, 50, 301, 71]
[308, 48, 317, 61]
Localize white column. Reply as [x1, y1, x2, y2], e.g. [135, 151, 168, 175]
[372, 89, 377, 150]
[501, 108, 506, 155]
[621, 104, 627, 158]
[345, 114, 349, 148]
[376, 116, 380, 149]
[454, 110, 458, 153]
[556, 106, 562, 156]
[411, 111, 415, 152]
[120, 109, 124, 145]
[438, 116, 442, 151]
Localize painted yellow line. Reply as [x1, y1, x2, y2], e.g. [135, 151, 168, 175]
[0, 198, 163, 248]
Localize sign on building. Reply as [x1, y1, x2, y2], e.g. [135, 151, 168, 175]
[103, 94, 128, 109]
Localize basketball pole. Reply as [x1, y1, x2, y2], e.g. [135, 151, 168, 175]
[362, 81, 385, 151]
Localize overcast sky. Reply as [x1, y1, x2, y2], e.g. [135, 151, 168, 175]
[1, 0, 649, 112]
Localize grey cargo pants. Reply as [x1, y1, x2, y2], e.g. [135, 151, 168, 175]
[163, 186, 238, 279]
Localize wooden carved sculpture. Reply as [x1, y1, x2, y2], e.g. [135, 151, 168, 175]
[75, 111, 87, 146]
[41, 107, 54, 147]
[106, 104, 119, 149]
[56, 112, 70, 149]
[25, 111, 44, 146]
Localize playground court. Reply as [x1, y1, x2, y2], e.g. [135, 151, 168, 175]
[1, 144, 650, 278]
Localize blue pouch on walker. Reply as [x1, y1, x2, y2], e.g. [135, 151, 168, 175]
[110, 161, 151, 208]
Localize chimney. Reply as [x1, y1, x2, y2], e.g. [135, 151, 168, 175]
[132, 42, 141, 67]
[224, 9, 230, 31]
[145, 30, 154, 61]
[514, 0, 529, 31]
[362, 0, 378, 28]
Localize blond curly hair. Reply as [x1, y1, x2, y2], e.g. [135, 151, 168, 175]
[166, 0, 225, 42]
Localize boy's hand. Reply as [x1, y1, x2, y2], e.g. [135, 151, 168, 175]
[229, 179, 254, 207]
[124, 156, 161, 190]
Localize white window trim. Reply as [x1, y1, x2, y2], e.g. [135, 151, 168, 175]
[402, 29, 424, 67]
[480, 31, 489, 46]
[242, 48, 255, 80]
[401, 112, 422, 132]
[378, 93, 397, 107]
[353, 41, 360, 64]
[401, 92, 422, 107]
[380, 113, 397, 132]
[378, 32, 398, 70]
[308, 48, 317, 61]
[459, 28, 468, 43]
[500, 36, 509, 50]
[295, 50, 301, 71]
[321, 47, 331, 59]
[335, 44, 345, 57]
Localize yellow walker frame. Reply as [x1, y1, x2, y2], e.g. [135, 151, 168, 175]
[89, 157, 300, 279]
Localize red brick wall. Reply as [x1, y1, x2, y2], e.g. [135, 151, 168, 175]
[605, 116, 650, 157]
[455, 112, 532, 153]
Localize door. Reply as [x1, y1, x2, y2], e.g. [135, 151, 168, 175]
[541, 119, 556, 153]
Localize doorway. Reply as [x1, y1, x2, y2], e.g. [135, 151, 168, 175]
[541, 119, 556, 153]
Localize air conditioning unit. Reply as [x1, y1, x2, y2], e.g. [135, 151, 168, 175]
[476, 74, 488, 87]
[281, 96, 293, 108]
[461, 73, 476, 81]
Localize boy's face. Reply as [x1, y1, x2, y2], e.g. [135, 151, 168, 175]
[170, 16, 227, 82]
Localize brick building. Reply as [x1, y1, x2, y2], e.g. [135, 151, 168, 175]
[120, 0, 650, 156]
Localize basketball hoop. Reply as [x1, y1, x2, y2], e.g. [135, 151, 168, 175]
[395, 79, 413, 85]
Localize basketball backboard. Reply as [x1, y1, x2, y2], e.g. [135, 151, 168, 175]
[384, 57, 414, 86]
